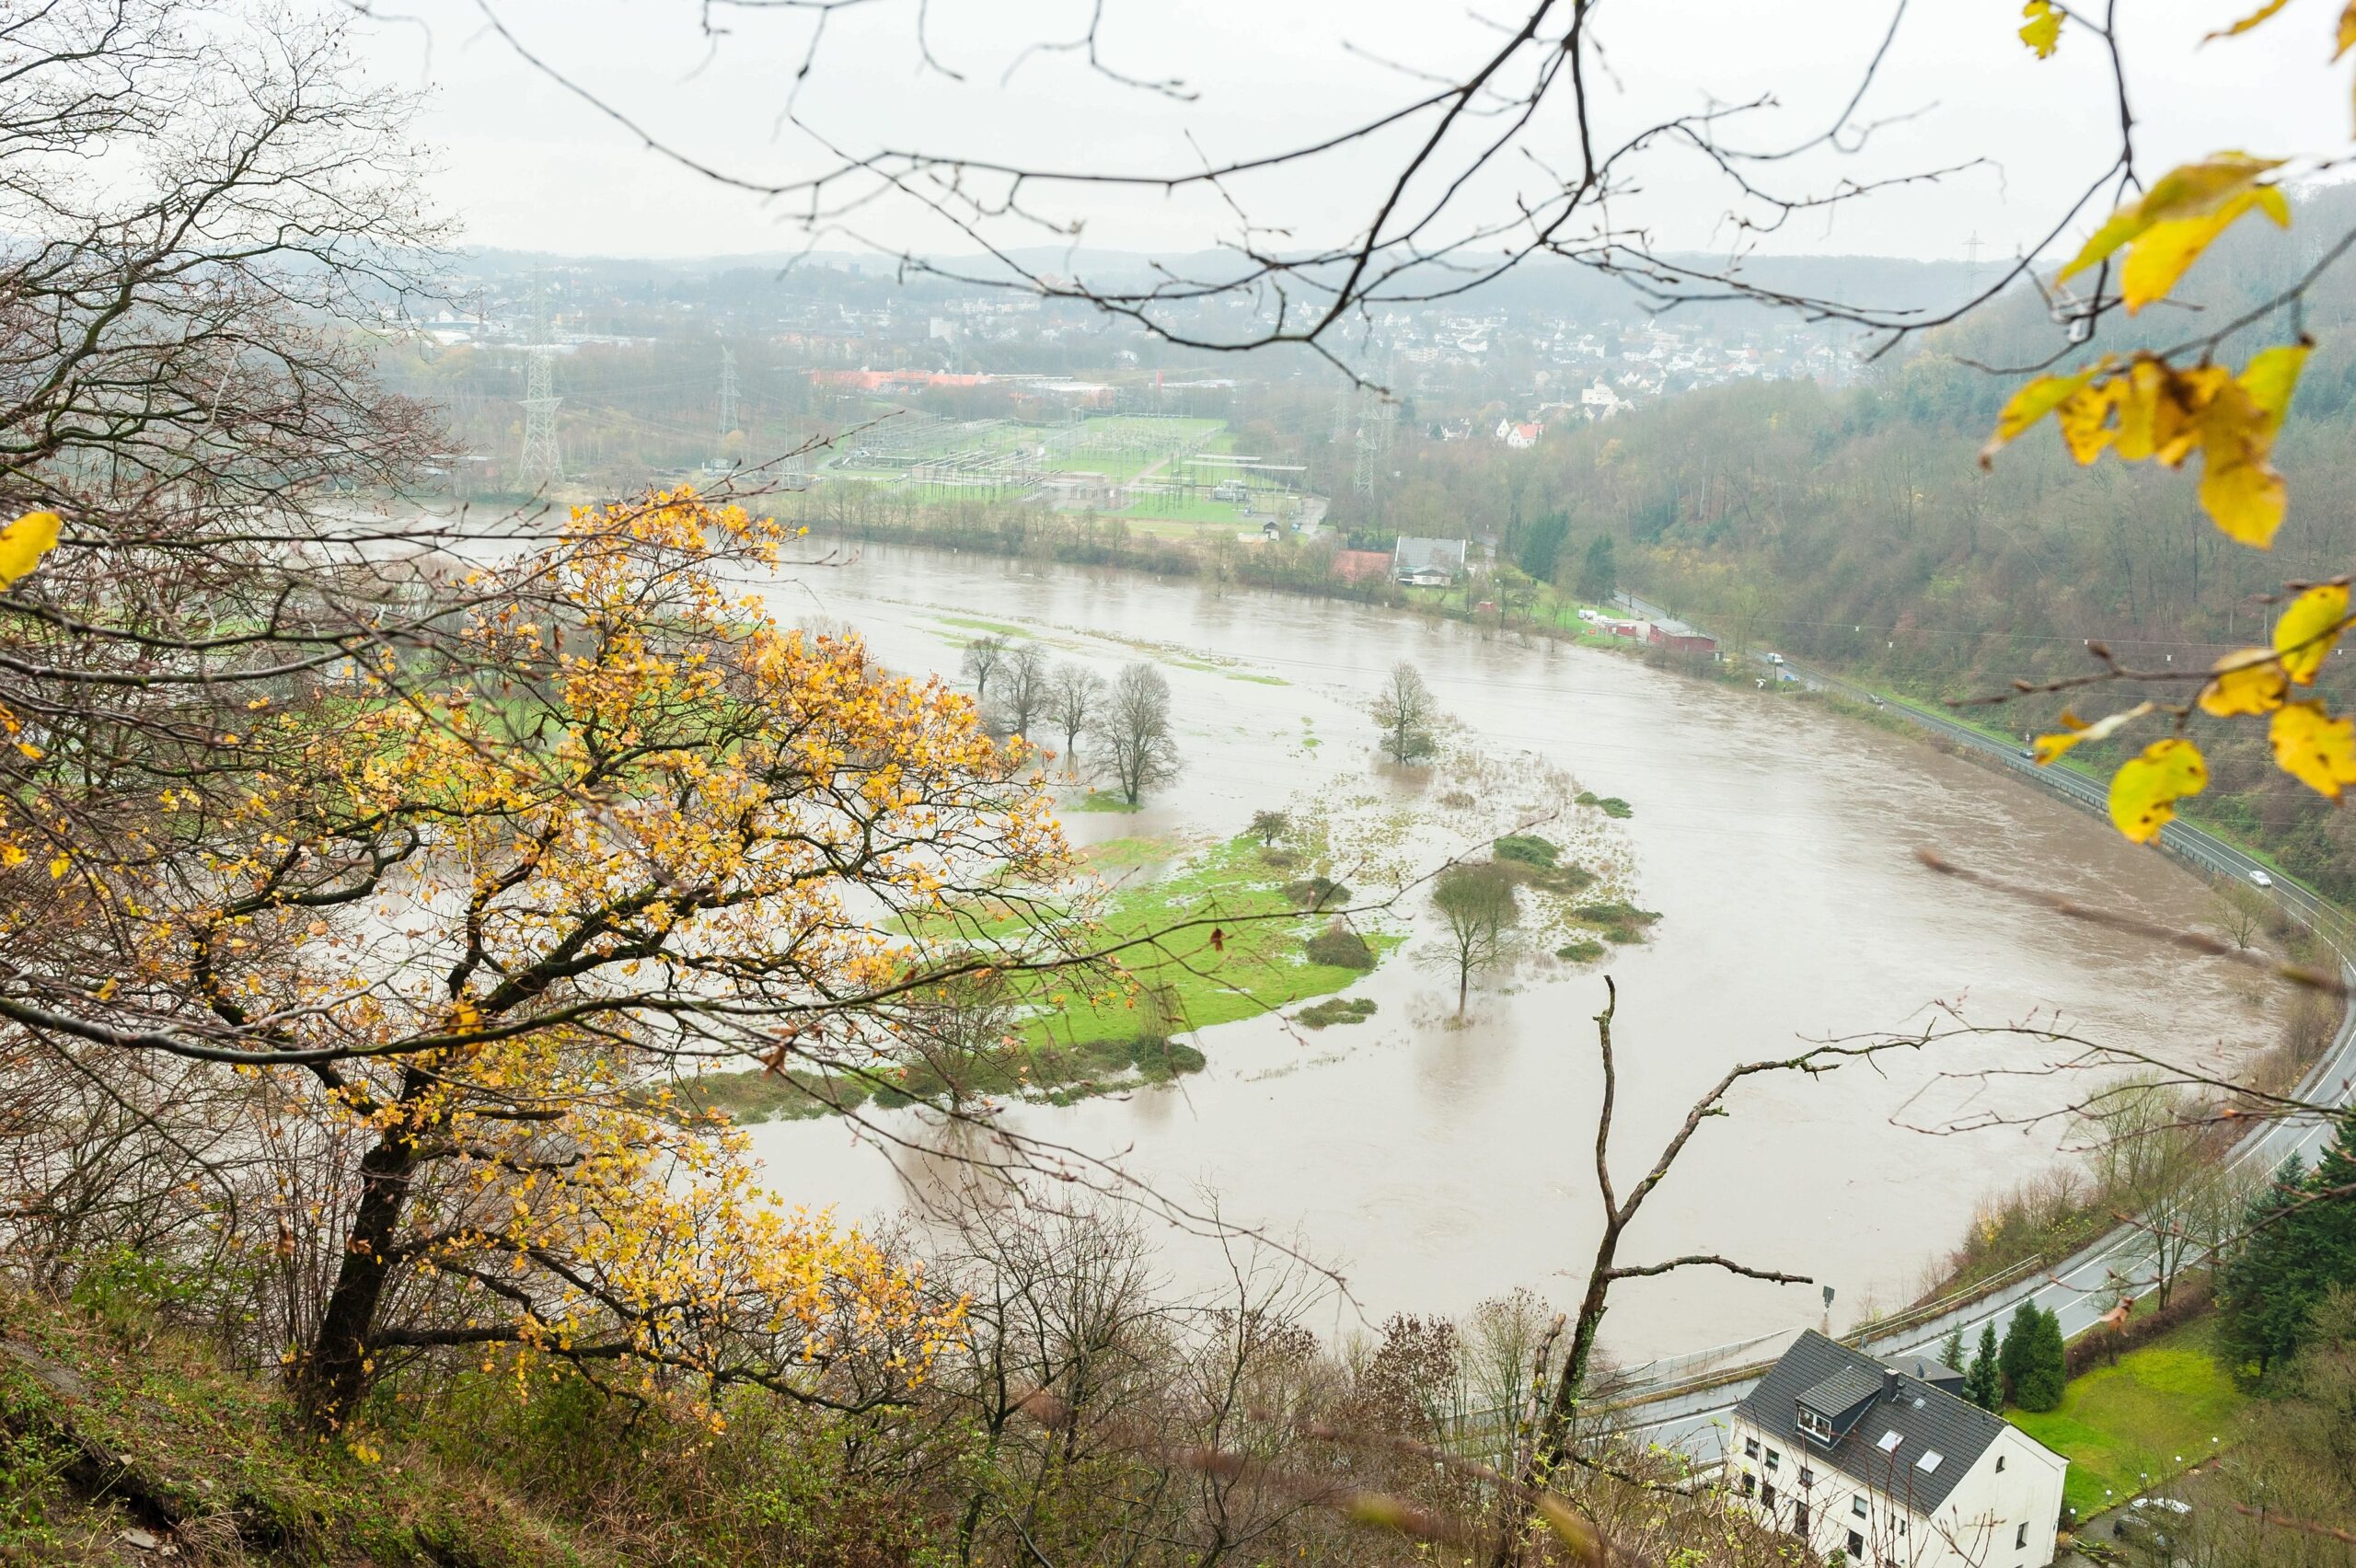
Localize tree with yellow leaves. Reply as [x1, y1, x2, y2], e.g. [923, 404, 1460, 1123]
[1972, 6, 2356, 842]
[5, 489, 1086, 1430]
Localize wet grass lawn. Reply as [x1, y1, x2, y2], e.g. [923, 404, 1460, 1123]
[2007, 1317, 2245, 1521]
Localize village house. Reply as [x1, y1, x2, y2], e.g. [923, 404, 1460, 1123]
[1646, 619, 1718, 657]
[1392, 536, 1470, 587]
[1494, 417, 1544, 448]
[1727, 1333, 2067, 1568]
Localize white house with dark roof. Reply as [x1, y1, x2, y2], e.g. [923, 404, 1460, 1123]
[1392, 536, 1469, 586]
[1727, 1332, 2067, 1568]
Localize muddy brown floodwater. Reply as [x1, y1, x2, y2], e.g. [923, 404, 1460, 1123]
[738, 542, 2272, 1362]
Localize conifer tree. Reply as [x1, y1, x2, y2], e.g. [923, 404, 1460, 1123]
[2218, 1154, 2315, 1377]
[1965, 1322, 2004, 1411]
[1998, 1302, 2040, 1401]
[2012, 1308, 2068, 1412]
[1937, 1325, 1968, 1378]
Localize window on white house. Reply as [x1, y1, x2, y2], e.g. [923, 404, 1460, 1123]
[1877, 1430, 1903, 1455]
[1741, 1473, 1756, 1497]
[1747, 1438, 1761, 1460]
[1854, 1496, 1869, 1519]
[2016, 1524, 2028, 1551]
[1767, 1448, 1782, 1470]
[1996, 1455, 2006, 1473]
[1850, 1531, 1866, 1557]
[1799, 1468, 1816, 1488]
[1798, 1408, 1834, 1442]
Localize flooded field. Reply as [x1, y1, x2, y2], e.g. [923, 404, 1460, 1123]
[738, 542, 2274, 1361]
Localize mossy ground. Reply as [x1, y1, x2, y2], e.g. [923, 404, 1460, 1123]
[0, 1291, 597, 1566]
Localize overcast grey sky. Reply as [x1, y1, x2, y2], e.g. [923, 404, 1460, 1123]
[354, 0, 2344, 268]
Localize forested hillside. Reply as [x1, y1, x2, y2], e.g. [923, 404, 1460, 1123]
[1448, 187, 2356, 900]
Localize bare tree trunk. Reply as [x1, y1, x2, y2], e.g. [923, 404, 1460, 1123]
[1488, 981, 1821, 1566]
[290, 1077, 426, 1430]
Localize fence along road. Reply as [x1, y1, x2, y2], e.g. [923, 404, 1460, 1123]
[1586, 594, 2356, 1461]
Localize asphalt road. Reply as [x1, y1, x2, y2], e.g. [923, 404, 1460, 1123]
[1602, 593, 2356, 1461]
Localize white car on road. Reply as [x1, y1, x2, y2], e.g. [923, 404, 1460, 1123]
[2250, 868, 2275, 888]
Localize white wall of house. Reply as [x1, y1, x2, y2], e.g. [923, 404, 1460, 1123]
[1724, 1414, 2065, 1568]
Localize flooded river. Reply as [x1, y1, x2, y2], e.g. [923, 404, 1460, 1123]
[739, 542, 2272, 1361]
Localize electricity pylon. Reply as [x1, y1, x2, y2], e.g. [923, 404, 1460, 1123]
[716, 345, 740, 451]
[517, 276, 562, 487]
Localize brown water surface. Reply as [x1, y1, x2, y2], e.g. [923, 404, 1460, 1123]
[741, 544, 2271, 1359]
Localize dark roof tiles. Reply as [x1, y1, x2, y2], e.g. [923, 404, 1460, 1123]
[1735, 1331, 2009, 1514]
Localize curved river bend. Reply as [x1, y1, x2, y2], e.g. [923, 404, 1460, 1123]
[742, 544, 2269, 1360]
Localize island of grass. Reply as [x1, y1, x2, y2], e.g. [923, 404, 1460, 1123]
[1294, 996, 1377, 1030]
[684, 833, 1398, 1122]
[1574, 899, 1660, 944]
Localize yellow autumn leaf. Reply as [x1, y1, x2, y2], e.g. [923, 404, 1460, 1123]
[2119, 187, 2291, 312]
[2108, 738, 2208, 844]
[47, 853, 68, 880]
[2270, 701, 2356, 798]
[2059, 154, 2285, 282]
[2240, 340, 2310, 431]
[2057, 379, 2122, 464]
[2107, 361, 2168, 461]
[2020, 0, 2064, 56]
[0, 511, 62, 588]
[2200, 446, 2289, 547]
[2033, 701, 2154, 764]
[2206, 0, 2292, 40]
[2339, 0, 2356, 56]
[2198, 647, 2290, 716]
[2274, 582, 2350, 681]
[1981, 365, 2103, 466]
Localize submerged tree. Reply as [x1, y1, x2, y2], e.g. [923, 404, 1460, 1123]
[1249, 809, 1292, 847]
[961, 632, 1010, 701]
[999, 640, 1053, 740]
[1372, 662, 1441, 766]
[1094, 662, 1182, 806]
[1048, 663, 1105, 776]
[1430, 861, 1519, 1014]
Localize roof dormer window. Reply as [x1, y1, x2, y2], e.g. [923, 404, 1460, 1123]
[1797, 1408, 1835, 1443]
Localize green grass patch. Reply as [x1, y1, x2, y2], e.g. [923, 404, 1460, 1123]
[2009, 1318, 2246, 1521]
[1294, 996, 1378, 1030]
[1576, 791, 1634, 819]
[1226, 672, 1290, 686]
[1082, 836, 1182, 870]
[1071, 791, 1144, 813]
[1003, 836, 1398, 1052]
[1494, 834, 1561, 868]
[1554, 940, 1607, 963]
[1572, 900, 1661, 944]
[689, 835, 1403, 1119]
[933, 614, 1030, 638]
